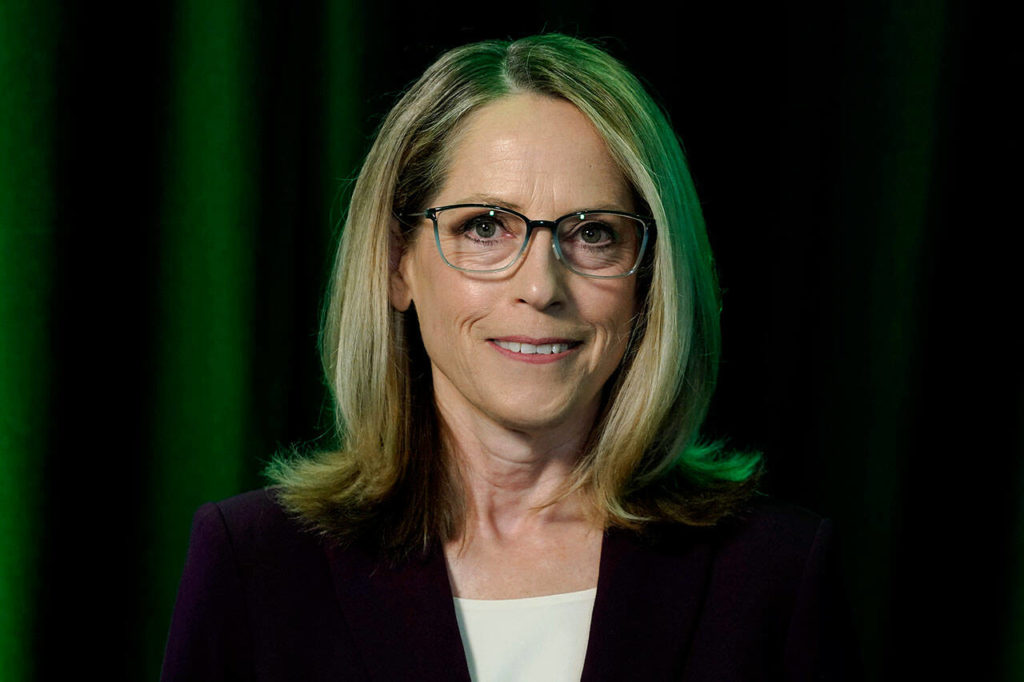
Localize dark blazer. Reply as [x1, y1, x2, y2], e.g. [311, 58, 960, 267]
[161, 489, 861, 681]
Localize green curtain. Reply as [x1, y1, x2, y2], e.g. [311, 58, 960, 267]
[0, 2, 55, 679]
[143, 0, 259, 666]
[1, 2, 1019, 680]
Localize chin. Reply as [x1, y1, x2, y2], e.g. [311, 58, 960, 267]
[487, 395, 595, 434]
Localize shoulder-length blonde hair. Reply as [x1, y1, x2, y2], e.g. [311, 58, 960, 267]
[267, 34, 762, 559]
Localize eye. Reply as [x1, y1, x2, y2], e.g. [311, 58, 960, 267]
[466, 216, 499, 239]
[572, 221, 616, 246]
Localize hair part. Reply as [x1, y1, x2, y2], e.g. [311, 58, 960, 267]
[266, 34, 762, 561]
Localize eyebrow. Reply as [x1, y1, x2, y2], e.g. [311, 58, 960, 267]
[448, 194, 633, 215]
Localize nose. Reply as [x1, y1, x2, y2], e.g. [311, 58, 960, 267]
[511, 227, 566, 310]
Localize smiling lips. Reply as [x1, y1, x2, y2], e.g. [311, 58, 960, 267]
[488, 337, 580, 363]
[494, 340, 571, 354]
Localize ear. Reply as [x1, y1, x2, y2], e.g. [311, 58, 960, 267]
[388, 219, 413, 312]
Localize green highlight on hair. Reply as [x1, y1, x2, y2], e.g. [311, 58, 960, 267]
[679, 441, 765, 484]
[268, 34, 763, 561]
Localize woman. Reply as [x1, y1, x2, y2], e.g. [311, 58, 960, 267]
[162, 34, 857, 681]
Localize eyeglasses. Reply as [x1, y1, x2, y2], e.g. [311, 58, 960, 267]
[400, 204, 654, 279]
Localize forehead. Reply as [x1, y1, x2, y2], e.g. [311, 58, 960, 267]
[435, 93, 633, 212]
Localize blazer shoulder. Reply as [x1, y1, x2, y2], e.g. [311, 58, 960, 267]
[721, 497, 861, 679]
[164, 490, 371, 680]
[192, 487, 323, 563]
[733, 493, 826, 527]
[717, 494, 830, 555]
[667, 493, 839, 608]
[208, 487, 290, 527]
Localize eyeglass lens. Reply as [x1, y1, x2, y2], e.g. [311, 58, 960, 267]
[434, 206, 643, 276]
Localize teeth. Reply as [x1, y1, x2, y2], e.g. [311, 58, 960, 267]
[495, 340, 572, 355]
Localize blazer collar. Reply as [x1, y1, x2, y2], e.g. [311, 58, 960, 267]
[324, 539, 472, 682]
[581, 525, 714, 680]
[325, 525, 713, 681]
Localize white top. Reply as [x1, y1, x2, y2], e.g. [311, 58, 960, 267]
[453, 588, 597, 682]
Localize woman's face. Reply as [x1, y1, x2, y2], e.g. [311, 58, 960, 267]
[391, 93, 639, 435]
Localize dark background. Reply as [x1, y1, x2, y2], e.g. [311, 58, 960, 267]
[1, 0, 1021, 680]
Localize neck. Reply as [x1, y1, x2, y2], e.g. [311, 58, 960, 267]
[434, 383, 602, 545]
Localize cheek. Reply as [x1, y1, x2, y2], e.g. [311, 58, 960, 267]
[587, 281, 638, 338]
[605, 309, 637, 360]
[411, 268, 492, 353]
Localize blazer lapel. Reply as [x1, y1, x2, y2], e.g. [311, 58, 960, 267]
[581, 525, 714, 681]
[323, 525, 712, 682]
[324, 540, 472, 682]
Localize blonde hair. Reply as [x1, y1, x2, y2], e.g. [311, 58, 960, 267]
[267, 34, 762, 559]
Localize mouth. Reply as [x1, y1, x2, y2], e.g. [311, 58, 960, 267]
[488, 336, 582, 361]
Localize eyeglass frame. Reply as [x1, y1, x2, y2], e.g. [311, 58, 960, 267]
[397, 203, 655, 280]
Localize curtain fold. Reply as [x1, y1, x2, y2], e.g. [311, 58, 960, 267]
[142, 0, 258, 668]
[0, 2, 56, 680]
[0, 2, 1018, 680]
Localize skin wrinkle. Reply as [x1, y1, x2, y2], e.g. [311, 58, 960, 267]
[269, 36, 761, 589]
[390, 93, 638, 595]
